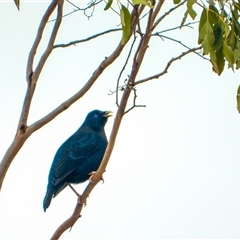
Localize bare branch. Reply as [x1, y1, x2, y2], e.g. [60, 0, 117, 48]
[19, 0, 64, 133]
[116, 36, 137, 107]
[151, 0, 186, 31]
[95, 0, 165, 187]
[34, 0, 63, 78]
[135, 46, 202, 86]
[28, 4, 146, 141]
[26, 0, 59, 80]
[50, 5, 154, 238]
[48, 0, 102, 21]
[54, 28, 121, 48]
[154, 33, 208, 60]
[150, 0, 165, 27]
[0, 0, 64, 192]
[124, 87, 146, 114]
[157, 21, 198, 34]
[50, 179, 100, 240]
[28, 42, 125, 135]
[29, 5, 144, 135]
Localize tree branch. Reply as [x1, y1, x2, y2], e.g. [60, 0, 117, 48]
[53, 28, 121, 48]
[34, 0, 63, 79]
[154, 33, 207, 60]
[26, 0, 59, 80]
[0, 0, 64, 192]
[135, 46, 202, 86]
[116, 36, 137, 107]
[27, 42, 126, 135]
[124, 87, 146, 114]
[29, 4, 144, 136]
[50, 4, 157, 238]
[157, 21, 198, 34]
[23, 0, 61, 130]
[151, 0, 186, 31]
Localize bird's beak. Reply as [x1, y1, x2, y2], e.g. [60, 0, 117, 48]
[103, 111, 113, 118]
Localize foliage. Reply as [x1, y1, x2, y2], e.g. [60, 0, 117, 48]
[13, 0, 20, 10]
[180, 0, 240, 75]
[237, 85, 240, 113]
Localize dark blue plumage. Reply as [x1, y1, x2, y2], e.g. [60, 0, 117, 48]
[43, 110, 112, 211]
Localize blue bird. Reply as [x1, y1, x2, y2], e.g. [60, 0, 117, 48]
[43, 110, 113, 211]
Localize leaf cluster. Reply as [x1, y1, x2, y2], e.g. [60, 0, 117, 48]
[179, 0, 240, 75]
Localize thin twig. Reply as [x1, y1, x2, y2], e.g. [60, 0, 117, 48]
[135, 46, 202, 86]
[116, 36, 137, 106]
[34, 0, 63, 79]
[154, 33, 207, 60]
[49, 0, 102, 21]
[26, 0, 59, 80]
[124, 87, 146, 114]
[157, 21, 198, 34]
[152, 0, 186, 31]
[54, 28, 121, 48]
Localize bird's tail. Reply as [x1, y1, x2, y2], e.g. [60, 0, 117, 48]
[43, 186, 54, 212]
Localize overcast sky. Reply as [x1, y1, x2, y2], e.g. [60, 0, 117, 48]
[0, 1, 240, 239]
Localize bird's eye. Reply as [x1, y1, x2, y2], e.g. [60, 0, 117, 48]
[93, 114, 98, 118]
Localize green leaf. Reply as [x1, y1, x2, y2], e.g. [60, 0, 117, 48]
[180, 10, 188, 29]
[236, 85, 240, 113]
[233, 2, 240, 11]
[104, 0, 113, 10]
[232, 7, 240, 37]
[200, 21, 215, 55]
[233, 39, 240, 62]
[210, 50, 219, 74]
[13, 0, 20, 10]
[198, 8, 207, 44]
[173, 0, 181, 4]
[209, 47, 225, 75]
[233, 1, 240, 11]
[132, 0, 154, 8]
[182, 0, 201, 28]
[120, 5, 131, 45]
[228, 27, 236, 50]
[208, 5, 219, 25]
[224, 22, 230, 38]
[236, 60, 240, 70]
[232, 5, 239, 19]
[233, 19, 240, 37]
[213, 24, 222, 51]
[223, 41, 234, 67]
[214, 47, 225, 75]
[186, 0, 197, 20]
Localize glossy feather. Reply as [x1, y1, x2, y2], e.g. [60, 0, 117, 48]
[43, 110, 112, 211]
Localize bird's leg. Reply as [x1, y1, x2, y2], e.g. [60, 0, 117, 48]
[68, 183, 80, 196]
[88, 170, 105, 183]
[68, 184, 85, 205]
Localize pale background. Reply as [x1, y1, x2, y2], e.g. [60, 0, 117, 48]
[0, 1, 240, 239]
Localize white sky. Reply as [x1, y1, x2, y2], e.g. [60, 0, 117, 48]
[0, 1, 240, 239]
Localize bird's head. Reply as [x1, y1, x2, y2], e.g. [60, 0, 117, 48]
[83, 110, 113, 130]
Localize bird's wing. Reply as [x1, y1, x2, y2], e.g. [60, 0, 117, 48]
[53, 130, 98, 185]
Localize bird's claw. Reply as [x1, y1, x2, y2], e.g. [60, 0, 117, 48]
[88, 171, 104, 183]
